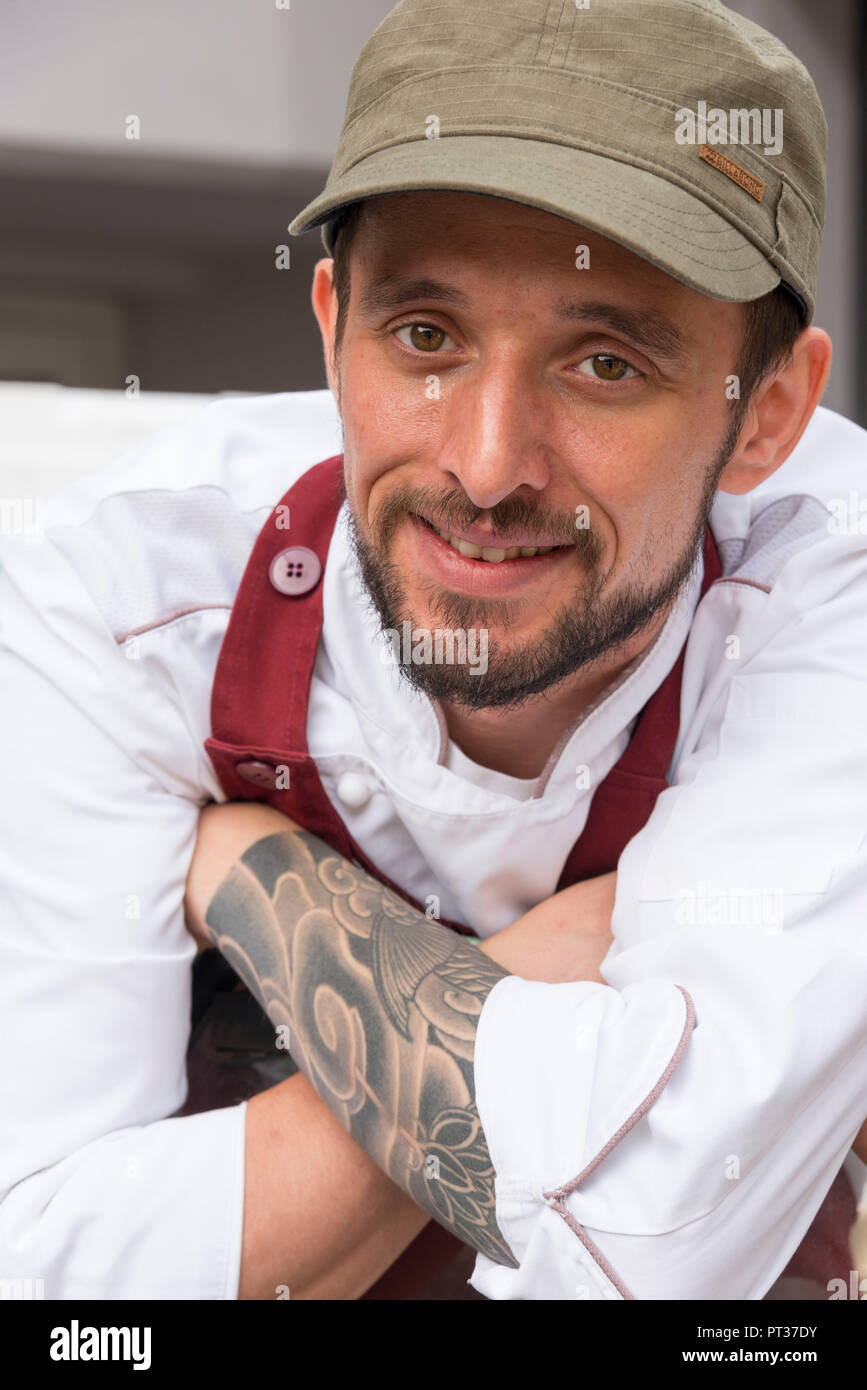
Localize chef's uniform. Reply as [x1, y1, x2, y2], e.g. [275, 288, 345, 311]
[1, 388, 865, 1299]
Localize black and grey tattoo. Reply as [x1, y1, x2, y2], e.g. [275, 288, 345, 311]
[203, 828, 518, 1267]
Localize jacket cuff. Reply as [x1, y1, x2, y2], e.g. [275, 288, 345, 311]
[470, 975, 694, 1298]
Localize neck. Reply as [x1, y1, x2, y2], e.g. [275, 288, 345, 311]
[440, 607, 672, 781]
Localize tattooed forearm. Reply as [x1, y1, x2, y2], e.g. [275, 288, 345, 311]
[203, 828, 518, 1267]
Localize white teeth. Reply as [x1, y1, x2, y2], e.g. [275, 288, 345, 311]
[434, 524, 557, 562]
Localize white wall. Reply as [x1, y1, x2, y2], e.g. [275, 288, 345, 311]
[0, 0, 396, 167]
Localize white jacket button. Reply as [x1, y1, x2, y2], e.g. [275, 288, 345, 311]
[268, 547, 322, 596]
[336, 772, 372, 809]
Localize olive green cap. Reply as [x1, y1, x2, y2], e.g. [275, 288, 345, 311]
[288, 0, 826, 318]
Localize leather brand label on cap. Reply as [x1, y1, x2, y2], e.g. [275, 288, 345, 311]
[699, 145, 765, 202]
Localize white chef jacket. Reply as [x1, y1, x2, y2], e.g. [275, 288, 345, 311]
[0, 388, 865, 1300]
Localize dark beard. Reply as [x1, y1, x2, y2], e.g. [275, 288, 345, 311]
[344, 418, 738, 712]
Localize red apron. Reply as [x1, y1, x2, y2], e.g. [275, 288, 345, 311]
[200, 453, 854, 1299]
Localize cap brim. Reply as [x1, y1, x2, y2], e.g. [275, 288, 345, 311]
[288, 135, 780, 304]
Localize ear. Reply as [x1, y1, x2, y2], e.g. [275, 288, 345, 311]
[311, 257, 339, 397]
[717, 326, 832, 496]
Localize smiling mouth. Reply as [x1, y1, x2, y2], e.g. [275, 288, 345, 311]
[415, 514, 572, 564]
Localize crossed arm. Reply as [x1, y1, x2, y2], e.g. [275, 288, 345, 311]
[184, 800, 619, 1297]
[185, 801, 867, 1299]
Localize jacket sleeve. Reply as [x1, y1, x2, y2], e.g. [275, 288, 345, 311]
[469, 545, 867, 1301]
[0, 528, 246, 1300]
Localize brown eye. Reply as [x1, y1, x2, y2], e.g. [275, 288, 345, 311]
[411, 323, 444, 351]
[577, 353, 639, 382]
[395, 322, 456, 353]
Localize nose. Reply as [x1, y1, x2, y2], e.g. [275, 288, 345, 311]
[436, 354, 552, 509]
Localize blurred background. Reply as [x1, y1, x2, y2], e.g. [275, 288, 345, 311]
[0, 0, 863, 423]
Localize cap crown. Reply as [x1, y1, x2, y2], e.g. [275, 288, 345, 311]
[303, 0, 827, 313]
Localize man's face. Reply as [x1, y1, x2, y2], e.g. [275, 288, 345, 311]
[319, 191, 746, 710]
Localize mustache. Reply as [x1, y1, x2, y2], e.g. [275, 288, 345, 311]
[372, 483, 601, 559]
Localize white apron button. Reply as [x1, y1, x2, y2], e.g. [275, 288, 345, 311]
[236, 759, 277, 788]
[268, 547, 322, 596]
[336, 772, 373, 809]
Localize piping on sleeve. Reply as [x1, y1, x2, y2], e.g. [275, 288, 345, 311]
[540, 985, 696, 1300]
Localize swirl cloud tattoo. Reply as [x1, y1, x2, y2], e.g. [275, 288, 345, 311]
[203, 828, 518, 1267]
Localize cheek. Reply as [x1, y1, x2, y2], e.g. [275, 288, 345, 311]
[563, 417, 663, 530]
[569, 410, 711, 564]
[343, 341, 443, 445]
[340, 347, 456, 530]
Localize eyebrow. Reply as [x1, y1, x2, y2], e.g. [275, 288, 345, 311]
[553, 298, 689, 368]
[357, 277, 689, 368]
[357, 276, 471, 319]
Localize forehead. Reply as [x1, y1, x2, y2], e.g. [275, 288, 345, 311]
[352, 190, 689, 298]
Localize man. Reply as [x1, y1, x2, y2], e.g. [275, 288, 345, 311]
[1, 0, 865, 1301]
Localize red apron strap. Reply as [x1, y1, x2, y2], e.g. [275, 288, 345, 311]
[204, 453, 475, 933]
[205, 454, 357, 850]
[557, 525, 722, 887]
